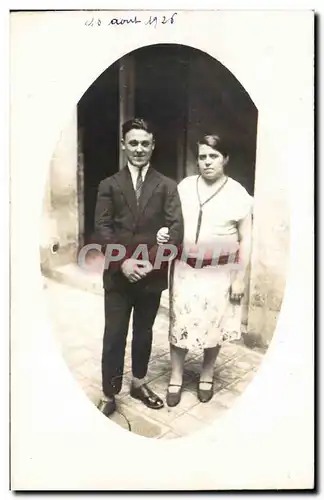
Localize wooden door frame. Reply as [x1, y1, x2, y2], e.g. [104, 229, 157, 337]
[118, 52, 187, 180]
[119, 55, 135, 170]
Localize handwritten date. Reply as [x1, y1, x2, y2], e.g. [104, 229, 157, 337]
[85, 13, 177, 29]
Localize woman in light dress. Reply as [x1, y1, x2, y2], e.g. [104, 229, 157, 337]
[157, 134, 253, 406]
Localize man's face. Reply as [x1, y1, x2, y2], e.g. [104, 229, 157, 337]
[122, 129, 155, 168]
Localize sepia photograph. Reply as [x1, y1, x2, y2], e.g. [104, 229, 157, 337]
[41, 42, 267, 438]
[10, 8, 314, 490]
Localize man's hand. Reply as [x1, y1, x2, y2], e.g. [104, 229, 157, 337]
[121, 258, 153, 283]
[229, 277, 245, 304]
[157, 227, 170, 245]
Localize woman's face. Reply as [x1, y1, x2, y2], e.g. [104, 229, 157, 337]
[198, 144, 228, 182]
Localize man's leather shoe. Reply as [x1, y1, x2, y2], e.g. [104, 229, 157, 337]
[97, 397, 116, 417]
[130, 384, 164, 410]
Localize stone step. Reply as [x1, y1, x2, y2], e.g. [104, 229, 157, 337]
[42, 263, 267, 352]
[42, 263, 170, 311]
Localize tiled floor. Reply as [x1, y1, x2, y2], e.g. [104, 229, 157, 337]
[44, 277, 265, 439]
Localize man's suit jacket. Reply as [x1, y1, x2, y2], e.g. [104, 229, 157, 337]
[94, 165, 184, 293]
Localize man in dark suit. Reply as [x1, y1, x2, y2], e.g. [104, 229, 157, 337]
[95, 118, 184, 416]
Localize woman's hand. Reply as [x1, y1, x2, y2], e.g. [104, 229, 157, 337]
[157, 227, 170, 245]
[230, 277, 245, 303]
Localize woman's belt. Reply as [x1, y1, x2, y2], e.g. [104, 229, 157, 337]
[179, 250, 240, 269]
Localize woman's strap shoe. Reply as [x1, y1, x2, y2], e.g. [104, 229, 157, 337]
[197, 381, 214, 403]
[166, 384, 183, 407]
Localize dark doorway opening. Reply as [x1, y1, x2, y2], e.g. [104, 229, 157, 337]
[77, 43, 257, 246]
[134, 44, 190, 181]
[77, 62, 119, 244]
[77, 45, 191, 244]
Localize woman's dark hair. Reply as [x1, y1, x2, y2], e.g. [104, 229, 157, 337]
[122, 118, 155, 139]
[197, 134, 229, 158]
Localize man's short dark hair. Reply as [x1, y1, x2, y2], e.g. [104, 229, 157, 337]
[122, 118, 155, 139]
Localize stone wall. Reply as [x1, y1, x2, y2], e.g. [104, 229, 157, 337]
[40, 111, 80, 272]
[246, 132, 290, 347]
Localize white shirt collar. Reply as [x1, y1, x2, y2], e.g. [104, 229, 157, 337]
[127, 162, 150, 187]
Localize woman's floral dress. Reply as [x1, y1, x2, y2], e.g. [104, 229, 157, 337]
[169, 175, 253, 350]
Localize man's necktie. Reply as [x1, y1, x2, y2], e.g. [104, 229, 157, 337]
[135, 167, 143, 204]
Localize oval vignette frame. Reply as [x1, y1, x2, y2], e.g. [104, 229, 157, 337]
[41, 41, 289, 441]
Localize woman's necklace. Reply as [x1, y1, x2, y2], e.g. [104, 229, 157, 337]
[195, 175, 228, 244]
